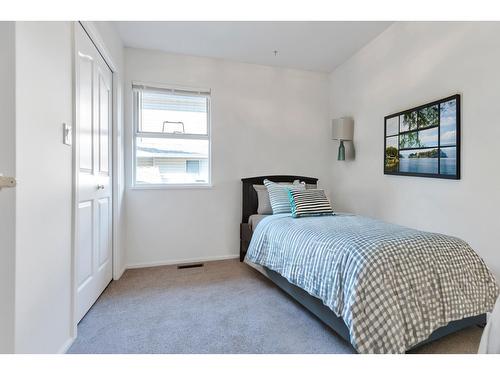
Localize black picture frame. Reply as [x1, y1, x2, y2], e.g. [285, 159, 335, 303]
[384, 94, 461, 179]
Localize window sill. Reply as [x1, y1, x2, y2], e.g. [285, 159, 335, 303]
[129, 183, 213, 190]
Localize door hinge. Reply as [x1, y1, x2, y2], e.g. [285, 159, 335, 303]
[0, 176, 16, 189]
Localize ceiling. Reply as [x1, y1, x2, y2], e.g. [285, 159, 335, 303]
[114, 21, 392, 73]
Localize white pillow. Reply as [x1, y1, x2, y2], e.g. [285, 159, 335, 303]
[263, 179, 306, 214]
[253, 184, 273, 214]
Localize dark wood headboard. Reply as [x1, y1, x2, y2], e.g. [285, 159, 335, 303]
[241, 175, 318, 223]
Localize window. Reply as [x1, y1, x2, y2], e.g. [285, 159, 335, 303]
[133, 83, 211, 187]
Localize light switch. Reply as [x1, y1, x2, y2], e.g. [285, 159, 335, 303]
[63, 123, 72, 146]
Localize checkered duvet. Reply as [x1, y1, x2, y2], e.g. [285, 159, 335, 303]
[245, 214, 499, 353]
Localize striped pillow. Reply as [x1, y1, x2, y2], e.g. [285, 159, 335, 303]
[264, 179, 305, 214]
[288, 189, 334, 218]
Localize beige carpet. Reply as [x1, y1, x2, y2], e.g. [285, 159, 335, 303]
[68, 259, 483, 354]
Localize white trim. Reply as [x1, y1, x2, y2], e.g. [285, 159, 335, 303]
[130, 183, 213, 190]
[111, 73, 122, 281]
[115, 264, 126, 281]
[58, 336, 76, 354]
[78, 22, 117, 73]
[135, 132, 209, 140]
[69, 21, 78, 343]
[132, 80, 210, 95]
[126, 254, 239, 270]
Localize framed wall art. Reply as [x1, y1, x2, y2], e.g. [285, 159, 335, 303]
[384, 94, 460, 179]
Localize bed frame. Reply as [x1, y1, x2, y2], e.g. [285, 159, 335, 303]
[240, 175, 319, 261]
[240, 175, 486, 352]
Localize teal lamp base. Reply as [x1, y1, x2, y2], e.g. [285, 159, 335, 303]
[337, 140, 345, 161]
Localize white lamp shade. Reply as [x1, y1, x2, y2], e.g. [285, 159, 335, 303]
[332, 117, 354, 141]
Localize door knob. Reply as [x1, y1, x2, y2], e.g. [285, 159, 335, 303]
[0, 176, 16, 189]
[97, 184, 105, 190]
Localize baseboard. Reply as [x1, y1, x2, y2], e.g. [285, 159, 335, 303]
[126, 254, 239, 270]
[58, 336, 76, 354]
[114, 264, 126, 280]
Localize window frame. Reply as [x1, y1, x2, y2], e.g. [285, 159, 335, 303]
[131, 82, 212, 189]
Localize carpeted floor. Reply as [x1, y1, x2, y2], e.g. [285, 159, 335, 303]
[68, 259, 483, 354]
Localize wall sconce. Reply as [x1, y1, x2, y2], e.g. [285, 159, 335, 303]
[332, 117, 354, 161]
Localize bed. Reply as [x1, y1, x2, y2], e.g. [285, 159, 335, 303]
[240, 175, 499, 353]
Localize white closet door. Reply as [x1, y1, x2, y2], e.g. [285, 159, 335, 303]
[75, 24, 113, 323]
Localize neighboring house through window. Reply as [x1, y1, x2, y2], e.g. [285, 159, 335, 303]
[186, 160, 200, 174]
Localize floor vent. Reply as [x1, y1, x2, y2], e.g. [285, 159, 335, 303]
[177, 263, 204, 270]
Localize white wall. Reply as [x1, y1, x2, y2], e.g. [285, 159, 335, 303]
[11, 21, 125, 354]
[15, 21, 74, 353]
[125, 48, 333, 267]
[0, 21, 16, 353]
[329, 22, 500, 278]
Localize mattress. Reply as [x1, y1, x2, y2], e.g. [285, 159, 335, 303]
[248, 214, 270, 231]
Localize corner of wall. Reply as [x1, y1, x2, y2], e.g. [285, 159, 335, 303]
[0, 20, 17, 354]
